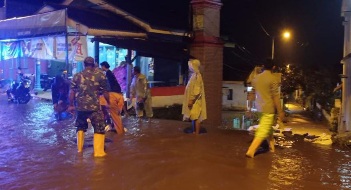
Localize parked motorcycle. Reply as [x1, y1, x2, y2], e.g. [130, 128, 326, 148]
[40, 74, 54, 91]
[0, 79, 10, 88]
[7, 77, 32, 104]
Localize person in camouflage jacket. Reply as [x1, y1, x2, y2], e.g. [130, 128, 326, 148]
[67, 56, 109, 157]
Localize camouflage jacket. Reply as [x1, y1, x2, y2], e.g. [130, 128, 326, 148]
[70, 68, 108, 111]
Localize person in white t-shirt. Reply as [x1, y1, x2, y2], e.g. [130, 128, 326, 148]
[246, 58, 285, 158]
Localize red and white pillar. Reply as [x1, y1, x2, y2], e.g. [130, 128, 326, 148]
[190, 0, 223, 127]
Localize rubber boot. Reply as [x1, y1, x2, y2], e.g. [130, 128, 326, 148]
[93, 133, 106, 157]
[77, 131, 85, 153]
[246, 137, 264, 158]
[268, 135, 275, 153]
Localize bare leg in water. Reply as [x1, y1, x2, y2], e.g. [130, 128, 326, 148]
[268, 135, 275, 152]
[192, 120, 201, 135]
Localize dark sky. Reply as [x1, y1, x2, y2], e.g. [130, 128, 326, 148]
[221, 0, 344, 80]
[3, 0, 345, 81]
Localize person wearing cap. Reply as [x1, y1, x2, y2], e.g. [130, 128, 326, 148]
[182, 58, 207, 134]
[245, 58, 285, 158]
[67, 56, 109, 157]
[130, 66, 153, 121]
[100, 61, 125, 134]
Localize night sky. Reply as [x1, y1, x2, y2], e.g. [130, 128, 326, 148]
[221, 0, 344, 81]
[3, 0, 345, 81]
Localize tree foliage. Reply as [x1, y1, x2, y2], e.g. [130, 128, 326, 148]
[277, 64, 304, 96]
[277, 64, 339, 110]
[302, 67, 337, 108]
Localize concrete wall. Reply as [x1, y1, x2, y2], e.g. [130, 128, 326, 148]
[149, 82, 246, 110]
[150, 86, 185, 107]
[222, 81, 246, 110]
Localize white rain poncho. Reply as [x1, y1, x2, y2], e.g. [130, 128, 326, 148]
[130, 73, 153, 118]
[182, 59, 207, 121]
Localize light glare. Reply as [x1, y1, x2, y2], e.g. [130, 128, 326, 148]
[283, 31, 291, 39]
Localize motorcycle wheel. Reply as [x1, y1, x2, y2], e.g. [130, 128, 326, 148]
[18, 93, 31, 104]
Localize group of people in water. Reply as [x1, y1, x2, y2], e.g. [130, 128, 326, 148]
[50, 56, 280, 159]
[52, 59, 153, 124]
[49, 56, 207, 157]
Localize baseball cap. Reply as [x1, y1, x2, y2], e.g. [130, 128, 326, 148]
[84, 56, 95, 66]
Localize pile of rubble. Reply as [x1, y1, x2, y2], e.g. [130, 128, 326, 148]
[331, 132, 351, 147]
[247, 124, 333, 145]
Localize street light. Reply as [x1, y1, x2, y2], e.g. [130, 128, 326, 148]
[283, 31, 291, 39]
[271, 30, 292, 59]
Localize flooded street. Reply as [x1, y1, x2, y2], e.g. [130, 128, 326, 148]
[0, 94, 350, 190]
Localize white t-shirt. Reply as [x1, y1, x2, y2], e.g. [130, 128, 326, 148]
[252, 70, 280, 114]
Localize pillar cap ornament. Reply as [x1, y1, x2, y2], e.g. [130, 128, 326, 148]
[341, 53, 351, 64]
[191, 0, 222, 8]
[342, 0, 351, 13]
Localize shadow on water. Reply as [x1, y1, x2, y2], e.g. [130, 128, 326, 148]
[0, 95, 350, 189]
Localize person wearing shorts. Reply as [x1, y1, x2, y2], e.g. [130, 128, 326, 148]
[67, 56, 109, 157]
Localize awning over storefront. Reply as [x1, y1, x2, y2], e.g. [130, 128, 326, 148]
[0, 9, 67, 40]
[39, 0, 191, 60]
[0, 0, 192, 60]
[93, 36, 189, 60]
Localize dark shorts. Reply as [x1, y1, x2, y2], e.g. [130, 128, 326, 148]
[75, 110, 106, 134]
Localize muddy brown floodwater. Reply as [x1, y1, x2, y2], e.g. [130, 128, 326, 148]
[0, 95, 350, 190]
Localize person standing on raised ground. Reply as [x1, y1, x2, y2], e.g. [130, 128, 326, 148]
[182, 58, 207, 135]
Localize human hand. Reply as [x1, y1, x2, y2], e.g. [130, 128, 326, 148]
[137, 97, 145, 103]
[188, 100, 194, 108]
[58, 100, 63, 105]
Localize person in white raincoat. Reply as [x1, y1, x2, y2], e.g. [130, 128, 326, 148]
[130, 66, 153, 120]
[182, 59, 207, 134]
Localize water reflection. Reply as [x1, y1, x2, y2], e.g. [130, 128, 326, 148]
[337, 155, 351, 189]
[269, 152, 304, 189]
[0, 95, 351, 189]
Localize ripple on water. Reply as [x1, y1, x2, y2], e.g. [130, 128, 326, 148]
[1, 97, 351, 189]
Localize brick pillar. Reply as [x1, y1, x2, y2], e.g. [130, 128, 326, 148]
[191, 0, 223, 127]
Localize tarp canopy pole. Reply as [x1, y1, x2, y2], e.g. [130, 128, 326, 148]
[65, 9, 69, 74]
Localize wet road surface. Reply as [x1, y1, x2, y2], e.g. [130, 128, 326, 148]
[0, 94, 350, 190]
